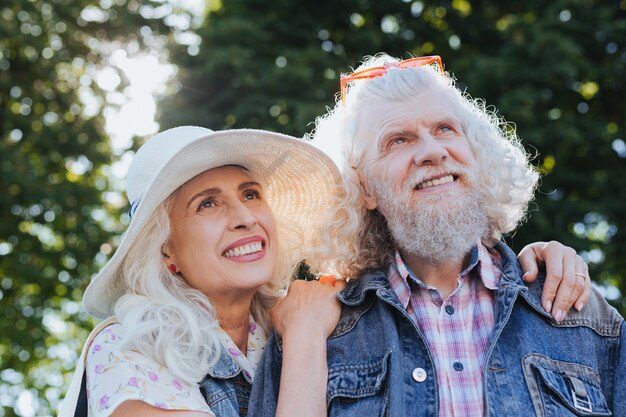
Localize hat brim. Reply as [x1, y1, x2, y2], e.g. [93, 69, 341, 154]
[83, 129, 340, 319]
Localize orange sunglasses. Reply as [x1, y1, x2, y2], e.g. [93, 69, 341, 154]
[340, 55, 444, 105]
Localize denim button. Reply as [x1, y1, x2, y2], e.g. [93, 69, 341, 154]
[453, 362, 464, 371]
[412, 367, 427, 382]
[445, 305, 455, 315]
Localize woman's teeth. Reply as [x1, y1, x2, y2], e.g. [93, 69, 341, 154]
[223, 242, 263, 258]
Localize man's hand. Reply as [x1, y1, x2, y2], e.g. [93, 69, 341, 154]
[518, 241, 590, 322]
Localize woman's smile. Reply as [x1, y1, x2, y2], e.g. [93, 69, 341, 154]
[222, 235, 266, 261]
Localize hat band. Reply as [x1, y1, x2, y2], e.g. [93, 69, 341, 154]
[129, 199, 141, 218]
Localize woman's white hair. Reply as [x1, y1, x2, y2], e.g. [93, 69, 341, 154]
[307, 53, 539, 278]
[113, 194, 288, 385]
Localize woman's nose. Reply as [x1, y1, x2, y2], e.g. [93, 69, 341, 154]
[228, 202, 257, 230]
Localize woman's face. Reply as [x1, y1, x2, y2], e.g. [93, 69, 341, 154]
[165, 166, 278, 301]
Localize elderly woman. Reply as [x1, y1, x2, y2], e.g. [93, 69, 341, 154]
[60, 125, 588, 417]
[59, 126, 342, 417]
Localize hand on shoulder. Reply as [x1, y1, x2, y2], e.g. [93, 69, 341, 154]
[270, 277, 345, 341]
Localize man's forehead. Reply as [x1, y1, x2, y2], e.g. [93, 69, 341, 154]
[356, 94, 460, 141]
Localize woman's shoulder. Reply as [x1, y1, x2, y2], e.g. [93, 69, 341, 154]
[85, 321, 212, 416]
[89, 321, 121, 350]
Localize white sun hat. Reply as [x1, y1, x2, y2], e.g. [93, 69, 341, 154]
[83, 126, 341, 319]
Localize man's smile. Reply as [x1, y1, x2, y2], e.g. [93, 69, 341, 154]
[414, 174, 457, 190]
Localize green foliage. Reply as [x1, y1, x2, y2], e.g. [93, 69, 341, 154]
[3, 0, 624, 415]
[160, 0, 626, 314]
[0, 1, 175, 415]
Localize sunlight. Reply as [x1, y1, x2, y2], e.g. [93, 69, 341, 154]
[103, 50, 176, 154]
[15, 391, 35, 417]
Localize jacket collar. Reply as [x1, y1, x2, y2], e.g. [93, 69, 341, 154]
[493, 241, 525, 286]
[205, 345, 241, 380]
[474, 241, 552, 319]
[338, 241, 529, 307]
[337, 268, 390, 306]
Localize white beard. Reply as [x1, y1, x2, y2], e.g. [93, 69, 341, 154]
[367, 164, 489, 264]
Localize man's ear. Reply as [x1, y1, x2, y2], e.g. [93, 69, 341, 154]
[356, 170, 378, 210]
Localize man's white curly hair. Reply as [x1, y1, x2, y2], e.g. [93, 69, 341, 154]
[306, 53, 539, 278]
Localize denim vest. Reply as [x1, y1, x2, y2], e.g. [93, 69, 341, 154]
[249, 242, 626, 417]
[199, 345, 252, 417]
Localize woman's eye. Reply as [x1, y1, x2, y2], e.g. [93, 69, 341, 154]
[199, 198, 216, 209]
[438, 125, 454, 133]
[243, 190, 261, 200]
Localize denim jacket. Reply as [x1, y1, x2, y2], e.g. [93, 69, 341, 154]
[199, 345, 253, 417]
[249, 242, 626, 417]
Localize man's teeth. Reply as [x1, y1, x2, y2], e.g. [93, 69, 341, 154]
[416, 175, 454, 190]
[223, 242, 263, 258]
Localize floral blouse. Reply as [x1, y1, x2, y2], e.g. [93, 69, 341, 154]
[86, 315, 267, 416]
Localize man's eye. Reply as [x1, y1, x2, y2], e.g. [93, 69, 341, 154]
[390, 137, 407, 146]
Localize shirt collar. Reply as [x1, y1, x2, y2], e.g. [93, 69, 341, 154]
[390, 243, 501, 307]
[214, 314, 267, 383]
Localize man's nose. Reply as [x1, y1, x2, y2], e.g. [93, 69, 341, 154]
[412, 134, 448, 166]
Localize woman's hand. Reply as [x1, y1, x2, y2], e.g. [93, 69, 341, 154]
[271, 277, 345, 340]
[273, 277, 345, 417]
[518, 241, 590, 321]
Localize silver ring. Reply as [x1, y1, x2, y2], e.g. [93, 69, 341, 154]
[575, 272, 587, 280]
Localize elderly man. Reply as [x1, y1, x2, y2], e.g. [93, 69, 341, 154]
[249, 54, 625, 417]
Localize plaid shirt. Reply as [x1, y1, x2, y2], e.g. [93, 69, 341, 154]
[388, 244, 502, 417]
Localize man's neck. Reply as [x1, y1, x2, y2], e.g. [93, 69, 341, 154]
[401, 249, 473, 299]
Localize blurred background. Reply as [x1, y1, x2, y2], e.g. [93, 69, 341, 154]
[1, 0, 624, 415]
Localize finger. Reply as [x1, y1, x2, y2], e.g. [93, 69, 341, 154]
[573, 274, 590, 312]
[574, 258, 591, 311]
[517, 243, 544, 283]
[334, 279, 347, 292]
[550, 259, 579, 321]
[540, 246, 564, 315]
[561, 256, 584, 312]
[551, 249, 579, 320]
[319, 274, 337, 286]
